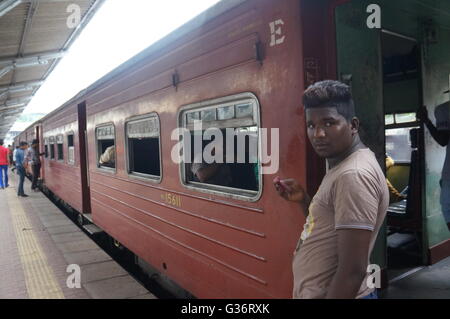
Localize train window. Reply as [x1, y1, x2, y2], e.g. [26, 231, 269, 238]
[125, 114, 161, 179]
[67, 133, 74, 164]
[44, 139, 48, 158]
[385, 112, 417, 125]
[179, 93, 261, 201]
[49, 137, 55, 160]
[96, 124, 115, 169]
[386, 127, 419, 163]
[57, 135, 64, 161]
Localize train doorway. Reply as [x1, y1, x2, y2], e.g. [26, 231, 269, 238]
[381, 31, 426, 277]
[77, 101, 92, 221]
[331, 0, 440, 285]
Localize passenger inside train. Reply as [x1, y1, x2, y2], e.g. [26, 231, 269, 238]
[182, 101, 260, 195]
[191, 140, 233, 187]
[99, 145, 115, 168]
[186, 131, 259, 192]
[97, 125, 115, 169]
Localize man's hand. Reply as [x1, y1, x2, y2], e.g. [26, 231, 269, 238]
[416, 105, 429, 123]
[273, 177, 308, 204]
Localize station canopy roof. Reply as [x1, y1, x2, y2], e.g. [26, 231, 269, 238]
[0, 0, 105, 140]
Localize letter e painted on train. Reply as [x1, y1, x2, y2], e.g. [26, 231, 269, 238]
[269, 19, 286, 47]
[366, 4, 381, 29]
[66, 264, 81, 289]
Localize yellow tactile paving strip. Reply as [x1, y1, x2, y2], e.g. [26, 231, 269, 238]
[6, 191, 65, 299]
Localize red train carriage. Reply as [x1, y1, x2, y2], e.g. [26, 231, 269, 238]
[40, 0, 309, 298]
[41, 100, 85, 215]
[19, 0, 450, 298]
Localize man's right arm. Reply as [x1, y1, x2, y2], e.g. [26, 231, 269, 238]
[424, 118, 450, 147]
[418, 106, 450, 146]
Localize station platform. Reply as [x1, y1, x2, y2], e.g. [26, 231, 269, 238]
[381, 256, 450, 299]
[0, 172, 156, 299]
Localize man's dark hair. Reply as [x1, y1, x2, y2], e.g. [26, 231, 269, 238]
[303, 80, 356, 121]
[20, 141, 28, 147]
[0, 139, 3, 145]
[32, 139, 39, 145]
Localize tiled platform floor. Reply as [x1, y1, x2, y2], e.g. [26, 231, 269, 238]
[0, 171, 156, 299]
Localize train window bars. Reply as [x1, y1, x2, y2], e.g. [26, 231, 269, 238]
[96, 124, 116, 169]
[56, 135, 64, 161]
[67, 133, 75, 165]
[125, 114, 161, 181]
[49, 136, 55, 160]
[179, 93, 262, 201]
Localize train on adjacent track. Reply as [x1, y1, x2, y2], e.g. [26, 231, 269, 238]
[14, 0, 450, 298]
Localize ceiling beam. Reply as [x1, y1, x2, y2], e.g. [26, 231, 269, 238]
[0, 80, 43, 91]
[0, 50, 66, 80]
[0, 97, 31, 108]
[17, 0, 38, 55]
[0, 0, 70, 18]
[0, 50, 67, 65]
[0, 0, 21, 17]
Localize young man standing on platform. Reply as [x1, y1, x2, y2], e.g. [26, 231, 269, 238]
[16, 142, 29, 198]
[0, 139, 10, 189]
[26, 139, 45, 191]
[274, 80, 389, 299]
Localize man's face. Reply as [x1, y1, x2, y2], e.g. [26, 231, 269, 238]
[305, 106, 356, 158]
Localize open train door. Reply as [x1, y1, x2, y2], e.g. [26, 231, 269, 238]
[77, 101, 92, 218]
[35, 124, 45, 185]
[331, 0, 450, 291]
[331, 0, 390, 288]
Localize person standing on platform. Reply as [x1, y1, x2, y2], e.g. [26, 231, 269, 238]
[16, 142, 28, 197]
[8, 145, 13, 170]
[0, 139, 10, 189]
[274, 80, 389, 299]
[12, 145, 19, 172]
[25, 139, 45, 191]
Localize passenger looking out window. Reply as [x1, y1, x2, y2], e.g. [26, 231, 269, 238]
[96, 125, 115, 169]
[99, 145, 115, 168]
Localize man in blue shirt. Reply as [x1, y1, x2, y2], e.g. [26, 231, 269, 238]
[15, 142, 29, 197]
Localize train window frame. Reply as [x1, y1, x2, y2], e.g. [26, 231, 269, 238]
[56, 134, 64, 162]
[49, 136, 55, 160]
[95, 123, 117, 173]
[44, 138, 49, 159]
[124, 113, 162, 183]
[67, 132, 75, 165]
[177, 92, 263, 202]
